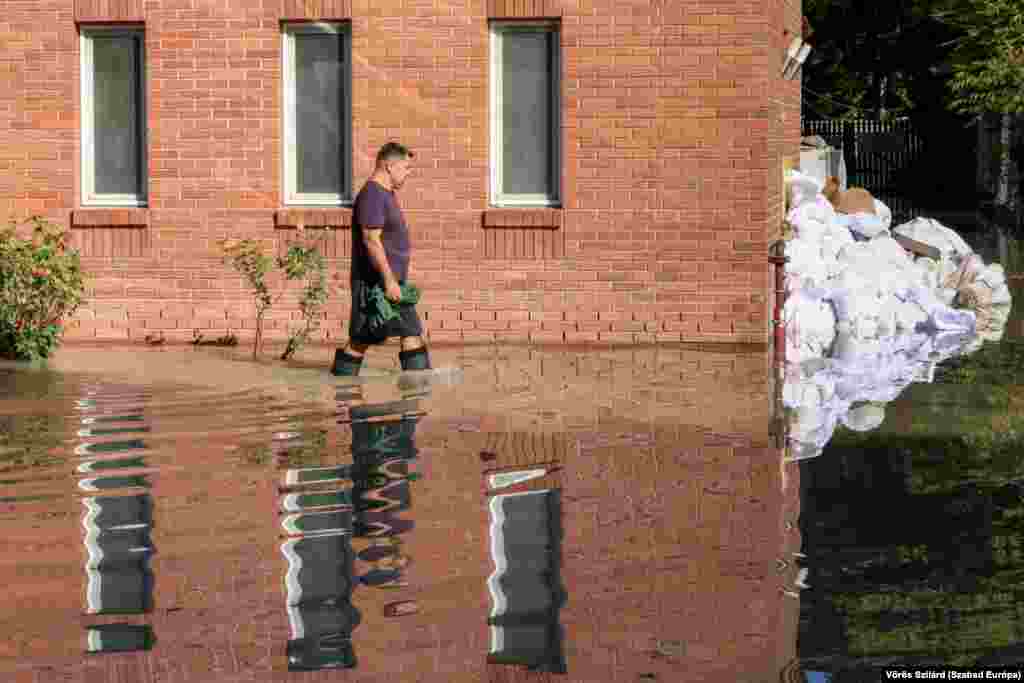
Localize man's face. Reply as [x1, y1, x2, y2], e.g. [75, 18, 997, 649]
[387, 157, 413, 189]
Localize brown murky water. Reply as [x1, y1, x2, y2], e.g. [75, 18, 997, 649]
[0, 343, 797, 683]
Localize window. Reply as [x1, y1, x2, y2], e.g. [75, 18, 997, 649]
[80, 27, 147, 207]
[490, 22, 561, 207]
[282, 22, 351, 206]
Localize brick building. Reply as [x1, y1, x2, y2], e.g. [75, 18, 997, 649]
[0, 0, 802, 346]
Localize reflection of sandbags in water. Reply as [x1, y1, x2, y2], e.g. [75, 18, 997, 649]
[840, 402, 886, 432]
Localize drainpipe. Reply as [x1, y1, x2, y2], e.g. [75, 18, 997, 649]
[768, 239, 789, 451]
[768, 240, 789, 368]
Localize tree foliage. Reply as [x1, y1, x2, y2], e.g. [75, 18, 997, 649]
[801, 0, 962, 120]
[941, 0, 1024, 114]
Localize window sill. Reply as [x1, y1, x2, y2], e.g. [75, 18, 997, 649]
[72, 208, 149, 227]
[275, 208, 352, 229]
[483, 208, 563, 229]
[487, 0, 563, 18]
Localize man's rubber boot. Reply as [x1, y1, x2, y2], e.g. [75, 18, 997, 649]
[398, 347, 431, 371]
[331, 349, 364, 376]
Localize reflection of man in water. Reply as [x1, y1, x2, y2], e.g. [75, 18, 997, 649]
[348, 386, 424, 616]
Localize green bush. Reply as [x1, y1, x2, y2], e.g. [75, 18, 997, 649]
[0, 216, 88, 361]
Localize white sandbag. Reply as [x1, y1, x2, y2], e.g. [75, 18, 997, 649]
[785, 289, 837, 361]
[784, 239, 827, 288]
[915, 257, 941, 290]
[788, 195, 837, 227]
[787, 170, 824, 209]
[904, 286, 977, 332]
[847, 212, 889, 240]
[793, 216, 827, 244]
[893, 217, 974, 259]
[876, 297, 906, 335]
[976, 264, 1007, 290]
[929, 303, 977, 332]
[822, 216, 857, 247]
[873, 199, 893, 231]
[782, 241, 831, 292]
[870, 235, 918, 271]
[896, 300, 929, 330]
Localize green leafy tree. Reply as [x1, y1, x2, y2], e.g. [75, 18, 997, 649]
[943, 0, 1024, 115]
[940, 0, 1024, 216]
[802, 0, 961, 120]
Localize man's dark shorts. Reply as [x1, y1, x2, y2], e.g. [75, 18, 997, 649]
[347, 279, 424, 346]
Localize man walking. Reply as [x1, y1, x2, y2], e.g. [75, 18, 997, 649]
[331, 142, 431, 376]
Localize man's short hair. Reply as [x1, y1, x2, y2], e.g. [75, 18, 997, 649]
[376, 142, 414, 166]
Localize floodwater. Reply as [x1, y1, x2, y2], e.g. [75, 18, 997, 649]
[1, 343, 791, 683]
[1, 236, 1022, 682]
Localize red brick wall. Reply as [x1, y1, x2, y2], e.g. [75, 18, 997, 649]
[0, 0, 800, 346]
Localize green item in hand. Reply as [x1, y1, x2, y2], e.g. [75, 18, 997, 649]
[365, 282, 420, 335]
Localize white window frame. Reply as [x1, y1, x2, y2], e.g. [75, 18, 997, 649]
[80, 26, 148, 208]
[282, 22, 352, 207]
[489, 21, 561, 208]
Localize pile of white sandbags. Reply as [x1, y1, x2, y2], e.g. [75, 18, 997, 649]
[782, 171, 1012, 365]
[780, 171, 1014, 459]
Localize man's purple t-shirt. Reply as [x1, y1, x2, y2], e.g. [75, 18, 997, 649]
[350, 180, 410, 285]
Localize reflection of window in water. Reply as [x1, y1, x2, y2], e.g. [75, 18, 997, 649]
[82, 494, 154, 615]
[487, 488, 566, 674]
[76, 387, 156, 654]
[276, 427, 360, 671]
[280, 533, 359, 670]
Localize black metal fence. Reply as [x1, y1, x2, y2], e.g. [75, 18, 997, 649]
[802, 118, 929, 224]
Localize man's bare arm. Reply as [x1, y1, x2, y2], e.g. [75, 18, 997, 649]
[363, 227, 398, 284]
[363, 228, 400, 294]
